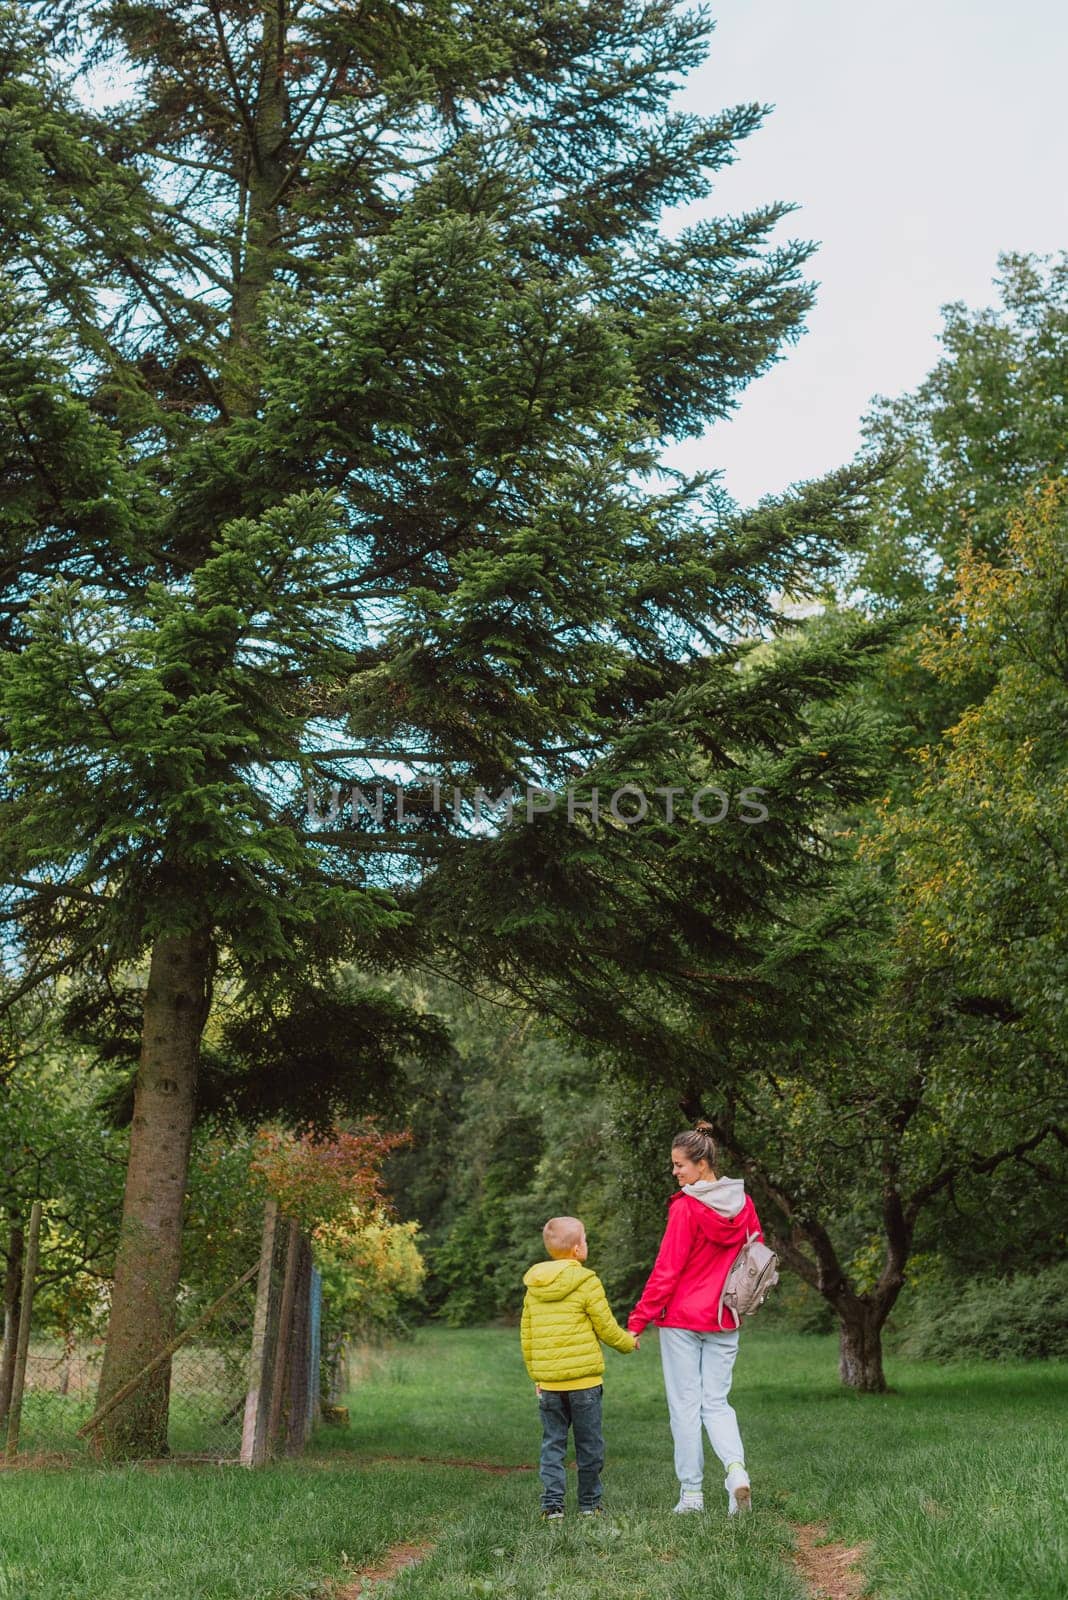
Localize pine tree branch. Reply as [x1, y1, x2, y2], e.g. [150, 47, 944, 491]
[143, 146, 237, 180]
[0, 939, 103, 1015]
[153, 213, 237, 294]
[109, 253, 227, 413]
[5, 876, 105, 907]
[5, 405, 68, 520]
[276, 52, 355, 193]
[301, 831, 454, 849]
[207, 0, 258, 150]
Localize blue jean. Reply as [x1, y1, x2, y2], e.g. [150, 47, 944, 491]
[537, 1385, 605, 1511]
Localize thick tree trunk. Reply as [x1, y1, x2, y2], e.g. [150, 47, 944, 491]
[838, 1304, 888, 1393]
[0, 1223, 25, 1435]
[95, 929, 212, 1460]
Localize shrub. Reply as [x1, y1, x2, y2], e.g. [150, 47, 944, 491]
[896, 1262, 1068, 1362]
[317, 1216, 425, 1337]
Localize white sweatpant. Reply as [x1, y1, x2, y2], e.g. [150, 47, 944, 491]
[658, 1326, 745, 1491]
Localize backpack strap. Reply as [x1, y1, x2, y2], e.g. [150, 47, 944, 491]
[716, 1286, 740, 1329]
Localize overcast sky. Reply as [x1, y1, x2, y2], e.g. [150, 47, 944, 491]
[662, 0, 1068, 506]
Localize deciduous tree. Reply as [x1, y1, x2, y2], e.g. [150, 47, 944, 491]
[0, 1007, 126, 1428]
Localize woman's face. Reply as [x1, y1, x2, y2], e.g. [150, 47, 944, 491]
[671, 1147, 713, 1187]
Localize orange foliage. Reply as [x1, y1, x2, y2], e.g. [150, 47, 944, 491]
[249, 1123, 411, 1236]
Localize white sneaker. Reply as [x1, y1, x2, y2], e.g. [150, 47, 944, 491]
[672, 1490, 704, 1514]
[725, 1465, 751, 1515]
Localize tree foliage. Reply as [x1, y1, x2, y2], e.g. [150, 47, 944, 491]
[251, 1122, 410, 1235]
[877, 480, 1068, 1053]
[856, 253, 1068, 609]
[183, 1119, 425, 1334]
[832, 253, 1068, 781]
[0, 1014, 126, 1321]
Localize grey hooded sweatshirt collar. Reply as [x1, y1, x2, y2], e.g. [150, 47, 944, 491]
[681, 1176, 746, 1218]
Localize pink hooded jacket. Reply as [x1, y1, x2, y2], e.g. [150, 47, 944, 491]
[628, 1178, 763, 1334]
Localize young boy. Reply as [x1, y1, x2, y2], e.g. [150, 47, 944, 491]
[521, 1215, 637, 1520]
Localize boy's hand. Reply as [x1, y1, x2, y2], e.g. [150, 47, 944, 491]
[535, 1383, 542, 1396]
[633, 1336, 641, 1351]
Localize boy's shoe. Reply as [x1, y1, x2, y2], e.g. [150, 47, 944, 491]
[579, 1507, 602, 1517]
[540, 1508, 565, 1522]
[725, 1465, 751, 1516]
[672, 1490, 704, 1514]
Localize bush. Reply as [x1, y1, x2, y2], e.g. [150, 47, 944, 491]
[896, 1262, 1068, 1363]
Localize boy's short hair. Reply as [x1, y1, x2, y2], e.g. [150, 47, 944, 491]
[543, 1215, 584, 1255]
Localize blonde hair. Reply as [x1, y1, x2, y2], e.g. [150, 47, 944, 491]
[672, 1120, 717, 1171]
[543, 1216, 585, 1256]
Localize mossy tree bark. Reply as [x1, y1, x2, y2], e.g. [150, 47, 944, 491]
[837, 1305, 889, 1393]
[94, 930, 213, 1460]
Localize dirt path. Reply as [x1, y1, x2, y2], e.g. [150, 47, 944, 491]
[327, 1516, 873, 1600]
[332, 1541, 433, 1599]
[312, 1458, 873, 1599]
[791, 1523, 870, 1600]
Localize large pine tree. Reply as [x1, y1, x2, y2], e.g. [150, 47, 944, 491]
[3, 0, 877, 1452]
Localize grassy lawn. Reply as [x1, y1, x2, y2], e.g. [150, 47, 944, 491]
[0, 1327, 1064, 1600]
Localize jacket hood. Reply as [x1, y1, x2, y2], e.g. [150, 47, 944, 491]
[682, 1177, 746, 1218]
[672, 1177, 753, 1245]
[522, 1259, 592, 1301]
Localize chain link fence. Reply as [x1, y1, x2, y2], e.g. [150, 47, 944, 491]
[1, 1200, 322, 1464]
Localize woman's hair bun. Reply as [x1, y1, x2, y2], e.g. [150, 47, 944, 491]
[672, 1121, 717, 1169]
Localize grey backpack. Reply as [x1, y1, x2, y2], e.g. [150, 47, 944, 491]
[719, 1233, 779, 1327]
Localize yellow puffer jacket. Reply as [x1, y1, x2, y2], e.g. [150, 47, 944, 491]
[520, 1259, 636, 1390]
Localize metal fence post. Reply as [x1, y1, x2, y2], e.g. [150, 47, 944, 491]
[308, 1265, 322, 1436]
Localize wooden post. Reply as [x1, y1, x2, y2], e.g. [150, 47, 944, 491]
[0, 1221, 26, 1436]
[265, 1218, 301, 1456]
[285, 1238, 312, 1455]
[240, 1199, 277, 1467]
[5, 1200, 42, 1459]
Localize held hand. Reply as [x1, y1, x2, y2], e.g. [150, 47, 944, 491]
[633, 1335, 641, 1351]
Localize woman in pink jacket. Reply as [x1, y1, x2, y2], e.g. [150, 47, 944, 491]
[628, 1121, 762, 1516]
